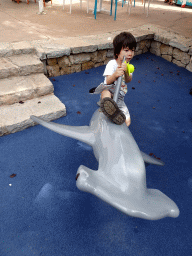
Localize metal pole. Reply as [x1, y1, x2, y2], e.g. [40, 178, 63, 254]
[113, 56, 125, 103]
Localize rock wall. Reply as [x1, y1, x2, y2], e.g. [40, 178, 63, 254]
[150, 41, 191, 70]
[45, 39, 153, 77]
[35, 26, 192, 77]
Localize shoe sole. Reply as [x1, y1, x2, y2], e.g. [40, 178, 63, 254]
[100, 97, 126, 125]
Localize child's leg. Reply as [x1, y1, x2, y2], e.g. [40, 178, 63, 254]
[101, 89, 112, 100]
[119, 101, 131, 127]
[125, 117, 131, 127]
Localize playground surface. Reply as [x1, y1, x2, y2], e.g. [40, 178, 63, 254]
[0, 52, 192, 256]
[1, 0, 192, 255]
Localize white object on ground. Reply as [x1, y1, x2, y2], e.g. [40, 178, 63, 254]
[38, 0, 45, 14]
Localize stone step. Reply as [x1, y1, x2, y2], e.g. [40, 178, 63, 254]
[0, 73, 54, 106]
[0, 94, 66, 136]
[0, 54, 44, 79]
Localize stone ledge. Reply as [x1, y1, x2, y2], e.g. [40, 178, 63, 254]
[12, 41, 35, 55]
[0, 94, 66, 136]
[140, 24, 192, 54]
[0, 54, 44, 79]
[0, 25, 191, 75]
[0, 42, 14, 57]
[0, 73, 54, 106]
[31, 40, 71, 60]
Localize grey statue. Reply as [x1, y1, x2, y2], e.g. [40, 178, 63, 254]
[31, 110, 179, 220]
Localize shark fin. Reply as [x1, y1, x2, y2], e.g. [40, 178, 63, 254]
[141, 151, 165, 166]
[30, 115, 95, 146]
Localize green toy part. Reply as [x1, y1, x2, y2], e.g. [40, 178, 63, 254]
[125, 62, 135, 76]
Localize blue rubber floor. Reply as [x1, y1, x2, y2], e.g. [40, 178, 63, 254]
[0, 52, 192, 256]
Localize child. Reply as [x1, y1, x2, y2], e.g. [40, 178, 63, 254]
[97, 32, 136, 126]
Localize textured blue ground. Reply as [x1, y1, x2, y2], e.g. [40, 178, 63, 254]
[0, 52, 192, 256]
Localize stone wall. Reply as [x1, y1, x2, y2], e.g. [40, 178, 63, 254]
[45, 41, 152, 77]
[46, 50, 111, 77]
[40, 27, 192, 77]
[150, 41, 191, 70]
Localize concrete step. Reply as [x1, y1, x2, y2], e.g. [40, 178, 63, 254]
[0, 94, 66, 136]
[0, 73, 54, 106]
[0, 54, 44, 79]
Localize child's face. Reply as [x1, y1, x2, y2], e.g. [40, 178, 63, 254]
[118, 47, 135, 63]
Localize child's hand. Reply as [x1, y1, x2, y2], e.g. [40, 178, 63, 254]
[115, 65, 125, 79]
[121, 62, 127, 73]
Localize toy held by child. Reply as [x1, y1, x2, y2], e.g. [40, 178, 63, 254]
[92, 32, 136, 126]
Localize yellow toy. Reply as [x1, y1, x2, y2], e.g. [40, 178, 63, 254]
[125, 62, 135, 76]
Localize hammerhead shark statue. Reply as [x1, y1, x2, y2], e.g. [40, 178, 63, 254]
[31, 109, 179, 220]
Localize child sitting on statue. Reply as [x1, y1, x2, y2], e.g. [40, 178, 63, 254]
[93, 32, 136, 126]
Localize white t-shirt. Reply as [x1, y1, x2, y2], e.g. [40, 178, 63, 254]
[103, 59, 128, 96]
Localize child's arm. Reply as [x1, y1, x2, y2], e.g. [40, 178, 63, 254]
[105, 63, 133, 84]
[124, 72, 132, 83]
[105, 65, 125, 85]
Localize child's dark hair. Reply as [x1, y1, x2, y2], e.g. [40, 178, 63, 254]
[113, 32, 137, 59]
